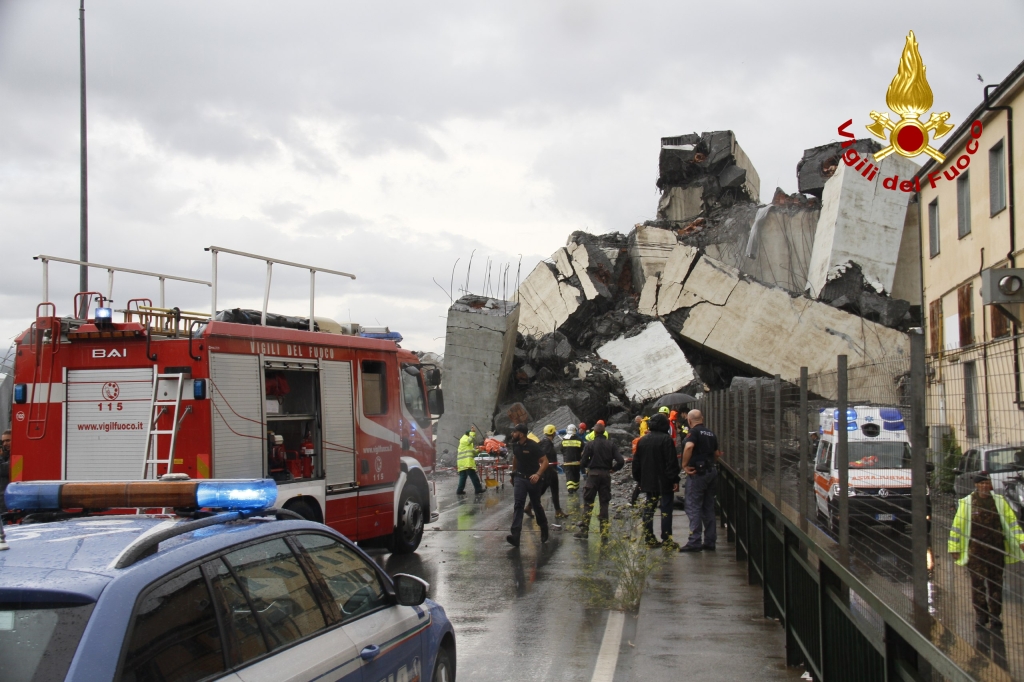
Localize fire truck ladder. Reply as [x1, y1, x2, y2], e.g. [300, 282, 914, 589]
[142, 372, 186, 479]
[27, 303, 60, 441]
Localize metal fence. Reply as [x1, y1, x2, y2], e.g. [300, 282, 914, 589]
[696, 331, 1024, 681]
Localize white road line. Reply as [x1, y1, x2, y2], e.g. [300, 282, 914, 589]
[590, 610, 625, 682]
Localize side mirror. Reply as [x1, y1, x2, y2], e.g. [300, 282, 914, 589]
[393, 573, 429, 606]
[426, 368, 442, 387]
[428, 388, 444, 417]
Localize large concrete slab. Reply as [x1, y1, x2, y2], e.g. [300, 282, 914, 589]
[628, 225, 677, 293]
[436, 296, 520, 463]
[806, 153, 919, 297]
[656, 244, 700, 316]
[675, 254, 909, 380]
[517, 262, 582, 337]
[597, 321, 695, 402]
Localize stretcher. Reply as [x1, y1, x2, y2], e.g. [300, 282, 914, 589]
[474, 455, 508, 490]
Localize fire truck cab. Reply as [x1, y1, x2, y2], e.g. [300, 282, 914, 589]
[10, 249, 444, 554]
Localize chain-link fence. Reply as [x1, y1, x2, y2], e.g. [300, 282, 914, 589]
[696, 334, 1024, 680]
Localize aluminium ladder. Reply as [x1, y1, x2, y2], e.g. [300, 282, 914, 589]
[142, 372, 186, 479]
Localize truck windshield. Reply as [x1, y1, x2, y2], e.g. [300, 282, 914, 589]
[847, 442, 911, 469]
[401, 366, 429, 427]
[0, 602, 95, 682]
[987, 447, 1024, 473]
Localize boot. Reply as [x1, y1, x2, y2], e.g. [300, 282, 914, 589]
[506, 533, 520, 548]
[661, 537, 681, 551]
[555, 509, 568, 519]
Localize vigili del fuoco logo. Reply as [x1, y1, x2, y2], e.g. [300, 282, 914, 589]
[836, 30, 984, 192]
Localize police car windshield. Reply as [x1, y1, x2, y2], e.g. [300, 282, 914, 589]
[847, 442, 912, 469]
[987, 447, 1024, 473]
[0, 602, 95, 682]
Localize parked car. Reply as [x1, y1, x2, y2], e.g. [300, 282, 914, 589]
[0, 479, 456, 682]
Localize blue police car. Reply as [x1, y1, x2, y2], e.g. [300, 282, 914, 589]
[0, 479, 456, 682]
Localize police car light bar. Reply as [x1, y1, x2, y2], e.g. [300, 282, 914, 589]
[4, 479, 277, 513]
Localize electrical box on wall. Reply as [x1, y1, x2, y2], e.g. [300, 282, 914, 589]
[980, 267, 1024, 324]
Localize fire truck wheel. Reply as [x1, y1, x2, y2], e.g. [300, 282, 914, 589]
[392, 486, 425, 554]
[283, 498, 322, 524]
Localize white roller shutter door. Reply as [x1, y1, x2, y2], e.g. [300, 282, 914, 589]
[66, 368, 154, 480]
[320, 360, 356, 489]
[210, 353, 264, 478]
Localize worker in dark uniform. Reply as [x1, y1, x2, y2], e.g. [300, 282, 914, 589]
[526, 425, 567, 519]
[679, 409, 723, 552]
[507, 423, 550, 548]
[632, 413, 681, 548]
[560, 424, 584, 510]
[574, 422, 624, 540]
[949, 471, 1024, 667]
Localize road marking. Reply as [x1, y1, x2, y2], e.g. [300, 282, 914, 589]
[591, 610, 625, 682]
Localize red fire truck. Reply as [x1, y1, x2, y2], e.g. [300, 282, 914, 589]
[9, 247, 444, 553]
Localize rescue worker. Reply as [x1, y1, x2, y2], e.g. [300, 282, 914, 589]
[635, 415, 650, 438]
[0, 430, 10, 514]
[456, 427, 484, 495]
[632, 413, 680, 548]
[659, 406, 677, 442]
[574, 422, 624, 539]
[949, 471, 1024, 666]
[585, 419, 610, 441]
[577, 422, 589, 442]
[507, 424, 550, 547]
[679, 409, 722, 552]
[525, 425, 567, 519]
[559, 424, 584, 507]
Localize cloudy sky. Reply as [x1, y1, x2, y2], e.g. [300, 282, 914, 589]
[2, 1, 1023, 353]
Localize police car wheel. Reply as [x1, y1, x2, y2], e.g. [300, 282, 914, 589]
[393, 486, 424, 554]
[432, 647, 454, 682]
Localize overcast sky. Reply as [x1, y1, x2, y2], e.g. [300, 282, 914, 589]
[2, 1, 1023, 353]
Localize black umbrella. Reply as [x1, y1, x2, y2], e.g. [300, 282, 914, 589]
[653, 392, 697, 409]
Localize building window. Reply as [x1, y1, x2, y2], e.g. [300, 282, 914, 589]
[929, 298, 942, 353]
[992, 303, 1012, 338]
[928, 199, 940, 257]
[957, 171, 971, 238]
[957, 283, 974, 347]
[990, 140, 1006, 216]
[964, 361, 979, 440]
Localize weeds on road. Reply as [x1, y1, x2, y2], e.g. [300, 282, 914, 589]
[569, 502, 665, 612]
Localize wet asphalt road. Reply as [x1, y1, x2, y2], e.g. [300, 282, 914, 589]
[365, 473, 636, 682]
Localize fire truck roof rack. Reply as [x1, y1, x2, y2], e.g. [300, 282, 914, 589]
[206, 246, 356, 333]
[34, 255, 212, 315]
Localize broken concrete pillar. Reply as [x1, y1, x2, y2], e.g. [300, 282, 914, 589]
[436, 296, 520, 463]
[567, 242, 613, 301]
[805, 153, 919, 297]
[656, 244, 700, 316]
[796, 139, 881, 197]
[656, 131, 761, 219]
[657, 185, 704, 222]
[597, 321, 695, 403]
[628, 225, 677, 293]
[890, 196, 922, 306]
[517, 262, 582, 337]
[673, 254, 908, 380]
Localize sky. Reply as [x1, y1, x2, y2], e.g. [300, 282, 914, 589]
[1, 1, 1023, 354]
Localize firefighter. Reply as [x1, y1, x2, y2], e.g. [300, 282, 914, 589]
[632, 413, 680, 548]
[577, 422, 589, 442]
[456, 427, 484, 495]
[636, 414, 650, 438]
[560, 424, 584, 507]
[526, 425, 567, 519]
[949, 471, 1024, 667]
[574, 422, 624, 540]
[658, 406, 676, 442]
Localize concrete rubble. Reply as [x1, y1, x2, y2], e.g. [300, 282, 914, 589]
[436, 130, 921, 459]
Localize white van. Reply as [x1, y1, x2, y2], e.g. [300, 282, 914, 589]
[813, 406, 927, 533]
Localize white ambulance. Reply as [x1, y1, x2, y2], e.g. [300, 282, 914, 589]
[813, 405, 927, 533]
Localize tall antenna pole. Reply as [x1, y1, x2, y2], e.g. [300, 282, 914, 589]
[79, 0, 88, 301]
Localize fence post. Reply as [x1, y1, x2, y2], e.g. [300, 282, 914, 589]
[799, 367, 809, 525]
[910, 329, 929, 612]
[756, 381, 763, 484]
[743, 387, 750, 479]
[774, 374, 782, 506]
[837, 355, 850, 556]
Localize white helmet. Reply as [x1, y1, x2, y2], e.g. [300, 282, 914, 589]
[565, 424, 577, 435]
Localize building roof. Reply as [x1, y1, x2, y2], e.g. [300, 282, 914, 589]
[916, 56, 1024, 179]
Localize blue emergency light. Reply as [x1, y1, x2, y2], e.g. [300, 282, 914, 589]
[4, 479, 277, 513]
[13, 384, 27, 404]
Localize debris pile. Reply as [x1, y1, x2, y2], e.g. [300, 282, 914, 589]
[437, 130, 922, 457]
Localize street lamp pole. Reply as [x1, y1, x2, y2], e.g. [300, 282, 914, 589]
[79, 0, 88, 303]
